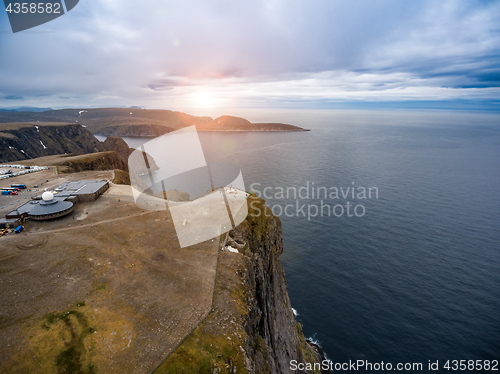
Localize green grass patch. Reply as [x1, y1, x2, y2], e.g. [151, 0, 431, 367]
[41, 307, 95, 374]
[153, 327, 247, 374]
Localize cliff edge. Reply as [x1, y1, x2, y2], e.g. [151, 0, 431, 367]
[154, 196, 325, 374]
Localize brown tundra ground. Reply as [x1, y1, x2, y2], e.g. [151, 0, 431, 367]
[0, 180, 220, 373]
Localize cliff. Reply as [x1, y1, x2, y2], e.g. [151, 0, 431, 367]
[0, 108, 308, 136]
[0, 123, 103, 162]
[196, 115, 307, 132]
[102, 135, 134, 160]
[0, 125, 155, 184]
[0, 123, 146, 163]
[0, 181, 322, 373]
[154, 196, 325, 374]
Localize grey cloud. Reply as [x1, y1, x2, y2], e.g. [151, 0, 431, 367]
[2, 95, 24, 100]
[0, 0, 499, 107]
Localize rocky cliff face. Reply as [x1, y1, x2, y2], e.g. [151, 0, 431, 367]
[0, 124, 159, 174]
[156, 196, 325, 374]
[230, 197, 325, 373]
[0, 123, 103, 162]
[102, 135, 134, 160]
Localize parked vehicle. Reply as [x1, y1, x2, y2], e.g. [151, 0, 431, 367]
[11, 184, 26, 189]
[14, 226, 23, 233]
[11, 191, 18, 195]
[1, 190, 10, 195]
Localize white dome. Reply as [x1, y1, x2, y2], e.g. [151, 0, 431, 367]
[42, 191, 54, 201]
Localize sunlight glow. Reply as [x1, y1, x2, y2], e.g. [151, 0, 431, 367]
[187, 91, 223, 108]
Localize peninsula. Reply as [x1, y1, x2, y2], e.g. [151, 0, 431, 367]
[0, 108, 308, 138]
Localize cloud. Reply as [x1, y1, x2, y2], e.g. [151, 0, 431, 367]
[2, 94, 24, 100]
[0, 0, 499, 108]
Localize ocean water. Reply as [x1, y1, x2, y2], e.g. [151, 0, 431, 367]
[108, 109, 500, 372]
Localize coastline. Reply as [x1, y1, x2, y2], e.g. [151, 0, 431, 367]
[153, 196, 324, 373]
[195, 128, 311, 132]
[94, 128, 310, 137]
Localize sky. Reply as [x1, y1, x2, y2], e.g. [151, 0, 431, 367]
[0, 0, 499, 111]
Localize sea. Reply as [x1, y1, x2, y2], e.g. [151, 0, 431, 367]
[97, 109, 500, 372]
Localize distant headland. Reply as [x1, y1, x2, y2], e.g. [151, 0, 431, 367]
[0, 108, 309, 138]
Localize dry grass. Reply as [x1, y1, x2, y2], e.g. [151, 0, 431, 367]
[153, 252, 249, 374]
[112, 169, 130, 185]
[0, 184, 220, 373]
[10, 152, 108, 167]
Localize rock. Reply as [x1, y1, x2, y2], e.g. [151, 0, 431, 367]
[229, 196, 326, 373]
[0, 123, 104, 162]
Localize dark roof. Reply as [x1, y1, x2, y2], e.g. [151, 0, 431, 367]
[55, 180, 108, 196]
[16, 197, 73, 216]
[0, 218, 19, 224]
[36, 180, 108, 199]
[13, 180, 107, 217]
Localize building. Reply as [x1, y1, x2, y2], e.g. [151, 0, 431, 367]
[0, 217, 21, 229]
[8, 192, 74, 221]
[50, 180, 109, 203]
[6, 180, 109, 221]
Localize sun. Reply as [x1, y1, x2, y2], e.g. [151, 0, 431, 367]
[188, 91, 217, 108]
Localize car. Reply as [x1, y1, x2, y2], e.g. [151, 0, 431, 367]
[11, 191, 18, 195]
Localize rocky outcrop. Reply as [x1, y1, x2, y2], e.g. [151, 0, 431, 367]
[0, 126, 156, 178]
[0, 123, 103, 162]
[230, 197, 324, 373]
[102, 135, 134, 160]
[156, 196, 325, 373]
